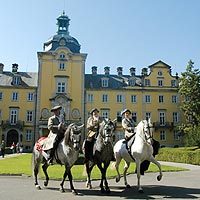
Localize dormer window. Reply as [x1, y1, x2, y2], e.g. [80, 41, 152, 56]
[129, 79, 135, 86]
[101, 78, 109, 87]
[158, 70, 163, 76]
[59, 53, 66, 59]
[12, 76, 21, 85]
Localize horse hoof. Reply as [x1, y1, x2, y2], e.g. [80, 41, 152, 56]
[105, 188, 111, 194]
[126, 184, 131, 188]
[35, 185, 41, 190]
[59, 188, 65, 193]
[72, 190, 78, 195]
[86, 183, 92, 189]
[44, 181, 48, 187]
[101, 188, 106, 193]
[116, 177, 120, 183]
[138, 189, 144, 193]
[157, 175, 162, 181]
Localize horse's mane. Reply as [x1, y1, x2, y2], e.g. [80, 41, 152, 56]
[64, 123, 74, 145]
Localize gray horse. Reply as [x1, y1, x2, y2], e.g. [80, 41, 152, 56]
[83, 118, 115, 193]
[32, 123, 84, 195]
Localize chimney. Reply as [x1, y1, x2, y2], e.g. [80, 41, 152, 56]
[130, 67, 136, 76]
[12, 63, 18, 73]
[92, 66, 97, 75]
[104, 66, 110, 75]
[141, 67, 148, 76]
[117, 67, 123, 76]
[0, 63, 4, 74]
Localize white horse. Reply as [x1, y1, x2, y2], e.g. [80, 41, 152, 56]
[32, 123, 84, 195]
[113, 119, 162, 193]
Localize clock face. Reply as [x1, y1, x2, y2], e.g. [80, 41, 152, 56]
[41, 108, 50, 119]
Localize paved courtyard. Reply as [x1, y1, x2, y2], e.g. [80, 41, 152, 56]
[0, 161, 199, 200]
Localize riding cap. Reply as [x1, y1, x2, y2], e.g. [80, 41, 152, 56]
[50, 105, 62, 112]
[90, 108, 99, 115]
[121, 109, 131, 116]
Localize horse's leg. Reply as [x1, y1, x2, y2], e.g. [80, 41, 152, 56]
[135, 159, 143, 193]
[123, 161, 131, 188]
[67, 168, 78, 195]
[60, 166, 68, 193]
[103, 163, 110, 193]
[96, 162, 105, 193]
[149, 156, 163, 181]
[42, 162, 49, 187]
[115, 153, 122, 183]
[85, 162, 94, 189]
[33, 155, 41, 190]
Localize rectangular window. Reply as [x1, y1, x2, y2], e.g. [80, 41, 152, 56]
[160, 130, 166, 141]
[132, 112, 137, 123]
[12, 92, 18, 101]
[174, 130, 180, 141]
[158, 80, 163, 87]
[87, 94, 94, 102]
[145, 112, 151, 120]
[57, 82, 66, 93]
[101, 79, 108, 87]
[158, 95, 164, 103]
[144, 79, 150, 86]
[117, 94, 123, 103]
[27, 111, 33, 122]
[27, 92, 34, 101]
[59, 62, 65, 70]
[131, 95, 137, 103]
[173, 112, 179, 124]
[145, 95, 151, 103]
[172, 95, 177, 103]
[171, 80, 177, 87]
[102, 94, 108, 102]
[0, 92, 2, 100]
[26, 129, 32, 141]
[159, 112, 165, 125]
[101, 110, 109, 118]
[10, 109, 18, 124]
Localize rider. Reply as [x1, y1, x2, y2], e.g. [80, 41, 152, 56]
[47, 105, 65, 164]
[84, 108, 103, 162]
[121, 109, 135, 141]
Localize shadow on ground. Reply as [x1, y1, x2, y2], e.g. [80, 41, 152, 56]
[45, 185, 200, 199]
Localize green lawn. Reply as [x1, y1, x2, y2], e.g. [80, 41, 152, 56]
[0, 153, 186, 180]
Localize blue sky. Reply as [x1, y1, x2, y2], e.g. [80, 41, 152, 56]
[0, 0, 200, 76]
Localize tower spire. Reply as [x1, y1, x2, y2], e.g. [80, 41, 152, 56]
[56, 11, 70, 35]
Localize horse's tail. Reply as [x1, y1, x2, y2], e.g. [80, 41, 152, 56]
[110, 161, 116, 170]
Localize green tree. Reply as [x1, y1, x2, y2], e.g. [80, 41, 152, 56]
[179, 60, 200, 147]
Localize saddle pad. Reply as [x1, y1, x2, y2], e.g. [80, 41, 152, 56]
[36, 133, 56, 151]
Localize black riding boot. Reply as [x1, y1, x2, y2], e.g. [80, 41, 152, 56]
[48, 137, 60, 164]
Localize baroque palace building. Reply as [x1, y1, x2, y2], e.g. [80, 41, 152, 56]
[0, 12, 184, 151]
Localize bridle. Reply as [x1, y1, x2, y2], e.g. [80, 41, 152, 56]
[100, 120, 114, 144]
[142, 120, 154, 144]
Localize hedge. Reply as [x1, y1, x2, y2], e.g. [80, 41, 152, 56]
[156, 147, 200, 165]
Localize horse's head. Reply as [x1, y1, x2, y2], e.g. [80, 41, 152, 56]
[66, 123, 84, 151]
[142, 118, 154, 144]
[136, 118, 154, 144]
[99, 118, 115, 144]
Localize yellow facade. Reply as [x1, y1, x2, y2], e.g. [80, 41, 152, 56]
[0, 13, 184, 151]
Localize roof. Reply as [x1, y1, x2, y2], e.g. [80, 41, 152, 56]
[0, 71, 38, 87]
[85, 74, 142, 89]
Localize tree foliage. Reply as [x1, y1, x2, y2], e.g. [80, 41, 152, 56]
[179, 60, 200, 147]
